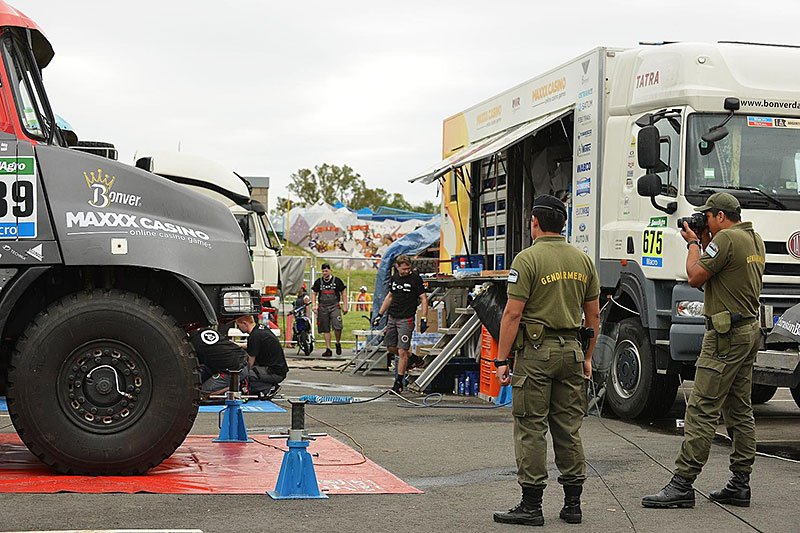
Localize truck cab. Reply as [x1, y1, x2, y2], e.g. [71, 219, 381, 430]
[0, 1, 260, 474]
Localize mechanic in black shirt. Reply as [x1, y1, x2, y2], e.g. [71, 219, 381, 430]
[235, 315, 289, 399]
[188, 326, 248, 398]
[373, 254, 428, 392]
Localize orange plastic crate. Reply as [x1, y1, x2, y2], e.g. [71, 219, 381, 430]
[479, 326, 501, 398]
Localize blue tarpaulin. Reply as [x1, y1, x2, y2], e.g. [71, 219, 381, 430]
[371, 217, 440, 325]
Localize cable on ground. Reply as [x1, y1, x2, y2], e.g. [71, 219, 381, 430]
[588, 380, 764, 533]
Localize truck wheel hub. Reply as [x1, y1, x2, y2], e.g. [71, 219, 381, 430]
[612, 340, 641, 399]
[57, 341, 152, 434]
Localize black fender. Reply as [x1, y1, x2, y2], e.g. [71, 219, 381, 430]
[0, 266, 48, 335]
[176, 275, 217, 326]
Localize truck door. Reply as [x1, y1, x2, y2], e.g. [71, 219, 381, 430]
[0, 140, 60, 265]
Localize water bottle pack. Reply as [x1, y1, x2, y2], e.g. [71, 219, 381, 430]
[454, 371, 481, 396]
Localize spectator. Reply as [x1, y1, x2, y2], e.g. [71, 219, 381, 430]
[312, 263, 348, 357]
[356, 286, 371, 311]
[235, 315, 289, 400]
[188, 326, 248, 399]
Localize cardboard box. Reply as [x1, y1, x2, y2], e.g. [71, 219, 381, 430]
[416, 301, 446, 333]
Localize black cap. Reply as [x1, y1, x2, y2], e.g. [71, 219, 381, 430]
[532, 194, 568, 218]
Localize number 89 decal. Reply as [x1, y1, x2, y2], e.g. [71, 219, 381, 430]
[0, 156, 37, 239]
[642, 229, 663, 268]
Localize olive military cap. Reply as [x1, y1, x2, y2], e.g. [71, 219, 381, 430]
[694, 192, 741, 213]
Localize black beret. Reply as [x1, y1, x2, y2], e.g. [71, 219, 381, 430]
[532, 194, 568, 218]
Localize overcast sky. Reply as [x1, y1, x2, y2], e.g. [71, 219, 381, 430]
[13, 1, 799, 210]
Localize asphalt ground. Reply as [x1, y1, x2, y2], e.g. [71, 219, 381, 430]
[1, 362, 799, 533]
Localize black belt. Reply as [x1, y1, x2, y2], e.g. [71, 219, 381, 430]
[542, 327, 580, 339]
[704, 315, 757, 331]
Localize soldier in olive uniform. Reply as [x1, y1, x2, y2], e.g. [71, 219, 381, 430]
[643, 192, 765, 509]
[493, 195, 601, 527]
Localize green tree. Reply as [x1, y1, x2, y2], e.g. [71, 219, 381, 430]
[412, 200, 438, 214]
[287, 164, 366, 207]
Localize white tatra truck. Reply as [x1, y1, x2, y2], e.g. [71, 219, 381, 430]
[413, 42, 800, 418]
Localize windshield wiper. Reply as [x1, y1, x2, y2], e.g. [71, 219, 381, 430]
[699, 186, 787, 210]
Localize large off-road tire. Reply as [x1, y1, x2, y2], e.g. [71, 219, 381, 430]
[7, 290, 200, 475]
[605, 318, 679, 419]
[750, 384, 778, 404]
[790, 385, 800, 409]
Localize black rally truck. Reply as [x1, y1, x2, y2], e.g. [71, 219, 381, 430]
[0, 3, 259, 474]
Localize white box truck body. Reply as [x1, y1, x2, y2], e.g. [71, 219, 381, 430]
[414, 42, 800, 417]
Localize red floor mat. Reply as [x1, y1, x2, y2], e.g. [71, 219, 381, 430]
[0, 434, 422, 495]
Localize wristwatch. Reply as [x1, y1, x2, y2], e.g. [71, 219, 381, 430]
[493, 359, 510, 368]
[687, 240, 701, 250]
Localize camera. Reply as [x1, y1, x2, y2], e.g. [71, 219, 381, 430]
[676, 212, 707, 234]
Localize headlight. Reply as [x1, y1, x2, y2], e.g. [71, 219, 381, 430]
[222, 290, 259, 314]
[676, 300, 704, 317]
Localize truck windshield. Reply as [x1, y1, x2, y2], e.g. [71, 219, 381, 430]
[686, 113, 800, 210]
[1, 31, 52, 142]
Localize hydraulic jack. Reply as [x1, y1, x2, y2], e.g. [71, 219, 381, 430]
[213, 369, 253, 443]
[268, 400, 328, 499]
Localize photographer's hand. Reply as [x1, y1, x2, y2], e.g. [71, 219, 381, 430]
[680, 221, 698, 243]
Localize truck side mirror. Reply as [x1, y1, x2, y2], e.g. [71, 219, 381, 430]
[637, 126, 660, 169]
[637, 174, 662, 197]
[637, 173, 677, 214]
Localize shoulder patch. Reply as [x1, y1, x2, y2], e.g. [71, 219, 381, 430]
[508, 269, 519, 283]
[706, 242, 719, 258]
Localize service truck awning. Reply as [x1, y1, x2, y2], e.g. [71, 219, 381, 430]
[410, 107, 572, 184]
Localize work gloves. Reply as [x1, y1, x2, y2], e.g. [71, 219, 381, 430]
[372, 313, 383, 328]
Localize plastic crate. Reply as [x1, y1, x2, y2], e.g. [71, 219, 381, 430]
[479, 326, 501, 399]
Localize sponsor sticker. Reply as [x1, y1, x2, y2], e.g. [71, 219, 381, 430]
[0, 156, 37, 239]
[508, 268, 519, 283]
[576, 177, 591, 197]
[575, 204, 590, 218]
[648, 216, 667, 228]
[26, 243, 43, 261]
[84, 168, 142, 209]
[65, 211, 212, 249]
[747, 116, 773, 127]
[201, 330, 220, 345]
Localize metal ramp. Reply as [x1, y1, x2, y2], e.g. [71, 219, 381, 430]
[346, 329, 388, 375]
[409, 309, 481, 392]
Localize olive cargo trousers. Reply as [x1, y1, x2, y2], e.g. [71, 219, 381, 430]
[675, 321, 760, 480]
[511, 335, 586, 488]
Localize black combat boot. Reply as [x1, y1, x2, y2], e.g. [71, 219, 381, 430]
[493, 485, 545, 526]
[559, 485, 582, 524]
[642, 474, 695, 508]
[710, 472, 751, 507]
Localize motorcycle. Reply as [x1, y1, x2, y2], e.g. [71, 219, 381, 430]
[290, 305, 314, 356]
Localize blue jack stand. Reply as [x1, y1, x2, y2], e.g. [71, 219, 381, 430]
[213, 369, 253, 443]
[267, 400, 328, 499]
[495, 384, 512, 406]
